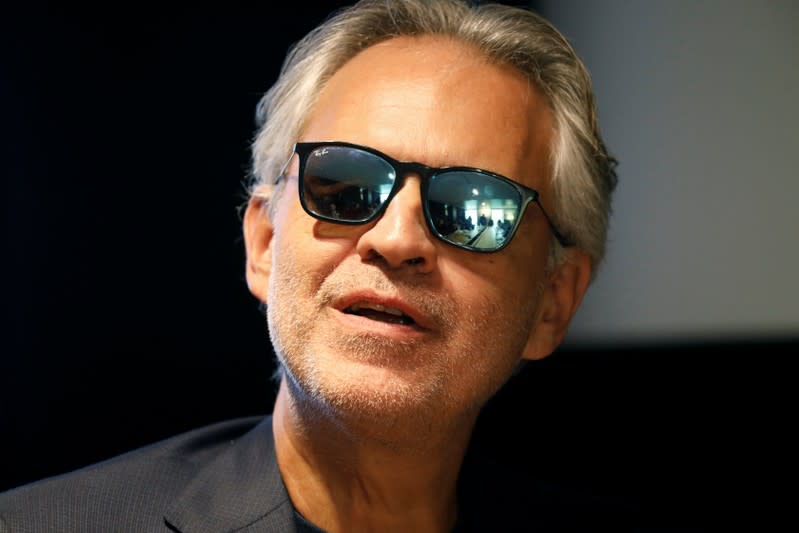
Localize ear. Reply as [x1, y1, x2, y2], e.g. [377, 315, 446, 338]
[521, 249, 592, 361]
[243, 195, 274, 304]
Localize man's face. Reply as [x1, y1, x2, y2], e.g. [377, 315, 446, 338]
[254, 36, 567, 439]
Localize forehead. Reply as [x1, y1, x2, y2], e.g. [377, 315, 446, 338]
[302, 36, 553, 191]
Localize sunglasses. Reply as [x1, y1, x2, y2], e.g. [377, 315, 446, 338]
[280, 141, 572, 252]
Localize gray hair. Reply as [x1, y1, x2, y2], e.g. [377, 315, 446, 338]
[250, 0, 616, 273]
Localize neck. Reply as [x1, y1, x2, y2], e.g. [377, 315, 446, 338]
[272, 378, 476, 533]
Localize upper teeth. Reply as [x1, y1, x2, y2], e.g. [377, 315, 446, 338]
[349, 303, 404, 317]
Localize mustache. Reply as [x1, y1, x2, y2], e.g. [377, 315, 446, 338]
[316, 270, 457, 330]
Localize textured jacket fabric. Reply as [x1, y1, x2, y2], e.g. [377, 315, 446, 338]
[1, 414, 641, 532]
[0, 416, 306, 532]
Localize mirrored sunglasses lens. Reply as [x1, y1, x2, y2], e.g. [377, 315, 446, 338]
[302, 146, 395, 221]
[428, 172, 521, 250]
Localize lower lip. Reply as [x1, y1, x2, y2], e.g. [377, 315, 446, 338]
[331, 308, 429, 340]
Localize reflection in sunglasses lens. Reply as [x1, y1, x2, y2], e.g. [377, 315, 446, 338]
[428, 173, 520, 250]
[304, 147, 395, 222]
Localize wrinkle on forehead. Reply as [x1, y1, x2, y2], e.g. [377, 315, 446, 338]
[302, 35, 553, 190]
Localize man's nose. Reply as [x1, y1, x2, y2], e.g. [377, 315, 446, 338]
[355, 175, 438, 272]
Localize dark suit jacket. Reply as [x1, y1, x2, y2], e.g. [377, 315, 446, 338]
[0, 416, 312, 532]
[1, 414, 643, 532]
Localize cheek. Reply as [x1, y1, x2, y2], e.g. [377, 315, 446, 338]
[503, 225, 551, 290]
[439, 248, 546, 360]
[272, 202, 355, 292]
[271, 197, 315, 290]
[436, 261, 541, 408]
[446, 239, 545, 302]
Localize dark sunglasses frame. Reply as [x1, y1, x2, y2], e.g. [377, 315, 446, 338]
[280, 141, 573, 252]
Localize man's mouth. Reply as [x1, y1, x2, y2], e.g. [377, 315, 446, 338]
[342, 303, 416, 326]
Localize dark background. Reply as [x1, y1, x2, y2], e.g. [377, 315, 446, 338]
[2, 2, 792, 528]
[2, 0, 345, 489]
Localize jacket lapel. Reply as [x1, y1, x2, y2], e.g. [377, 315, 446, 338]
[164, 416, 298, 532]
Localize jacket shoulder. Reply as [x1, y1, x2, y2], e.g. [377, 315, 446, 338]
[0, 416, 265, 532]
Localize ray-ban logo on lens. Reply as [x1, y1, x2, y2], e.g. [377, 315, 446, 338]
[315, 149, 329, 157]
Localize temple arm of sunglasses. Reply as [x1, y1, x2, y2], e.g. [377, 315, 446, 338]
[534, 198, 574, 248]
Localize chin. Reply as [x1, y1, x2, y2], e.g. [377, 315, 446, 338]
[286, 349, 451, 424]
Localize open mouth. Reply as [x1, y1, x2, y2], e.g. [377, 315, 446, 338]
[342, 303, 416, 326]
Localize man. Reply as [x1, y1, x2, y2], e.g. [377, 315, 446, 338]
[1, 0, 617, 531]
